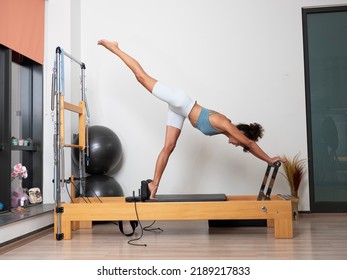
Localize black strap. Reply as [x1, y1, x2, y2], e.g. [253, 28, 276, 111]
[118, 221, 139, 236]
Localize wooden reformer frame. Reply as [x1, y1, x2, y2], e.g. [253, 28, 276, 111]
[55, 194, 293, 240]
[54, 163, 294, 240]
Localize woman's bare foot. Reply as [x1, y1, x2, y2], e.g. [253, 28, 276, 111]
[97, 39, 119, 52]
[148, 181, 158, 200]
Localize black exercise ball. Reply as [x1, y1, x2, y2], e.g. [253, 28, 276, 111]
[72, 125, 122, 175]
[76, 174, 124, 197]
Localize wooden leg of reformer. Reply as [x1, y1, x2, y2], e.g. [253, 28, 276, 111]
[274, 217, 293, 239]
[76, 221, 92, 229]
[55, 215, 88, 240]
[54, 212, 72, 240]
[71, 221, 92, 230]
[71, 221, 80, 231]
[61, 219, 72, 240]
[267, 219, 274, 228]
[70, 176, 92, 230]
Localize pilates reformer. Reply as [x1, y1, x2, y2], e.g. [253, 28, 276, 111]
[51, 48, 292, 241]
[54, 161, 293, 240]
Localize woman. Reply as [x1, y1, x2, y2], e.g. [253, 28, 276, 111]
[98, 39, 284, 199]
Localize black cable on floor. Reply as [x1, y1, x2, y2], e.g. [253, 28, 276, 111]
[127, 193, 147, 247]
[144, 221, 163, 233]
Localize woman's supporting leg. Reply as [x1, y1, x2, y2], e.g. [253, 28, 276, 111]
[148, 126, 181, 199]
[98, 39, 157, 92]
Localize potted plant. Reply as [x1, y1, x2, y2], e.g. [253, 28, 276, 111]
[24, 137, 32, 146]
[11, 136, 18, 146]
[281, 153, 306, 219]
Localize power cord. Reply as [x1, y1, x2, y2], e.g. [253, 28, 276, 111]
[127, 191, 147, 247]
[126, 192, 164, 246]
[144, 221, 163, 233]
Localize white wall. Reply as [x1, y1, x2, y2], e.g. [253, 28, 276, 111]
[43, 0, 347, 211]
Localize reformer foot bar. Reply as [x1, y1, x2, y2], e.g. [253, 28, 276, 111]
[54, 161, 293, 240]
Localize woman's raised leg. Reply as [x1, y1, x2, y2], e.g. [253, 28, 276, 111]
[98, 39, 157, 92]
[99, 40, 182, 198]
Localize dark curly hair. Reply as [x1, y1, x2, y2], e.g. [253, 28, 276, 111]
[236, 123, 264, 152]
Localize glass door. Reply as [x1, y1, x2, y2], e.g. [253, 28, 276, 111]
[303, 6, 347, 212]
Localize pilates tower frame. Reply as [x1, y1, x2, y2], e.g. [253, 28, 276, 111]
[52, 47, 89, 240]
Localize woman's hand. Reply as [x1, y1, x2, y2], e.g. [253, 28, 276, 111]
[268, 156, 286, 165]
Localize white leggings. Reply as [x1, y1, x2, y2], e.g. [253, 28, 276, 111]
[152, 81, 196, 129]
